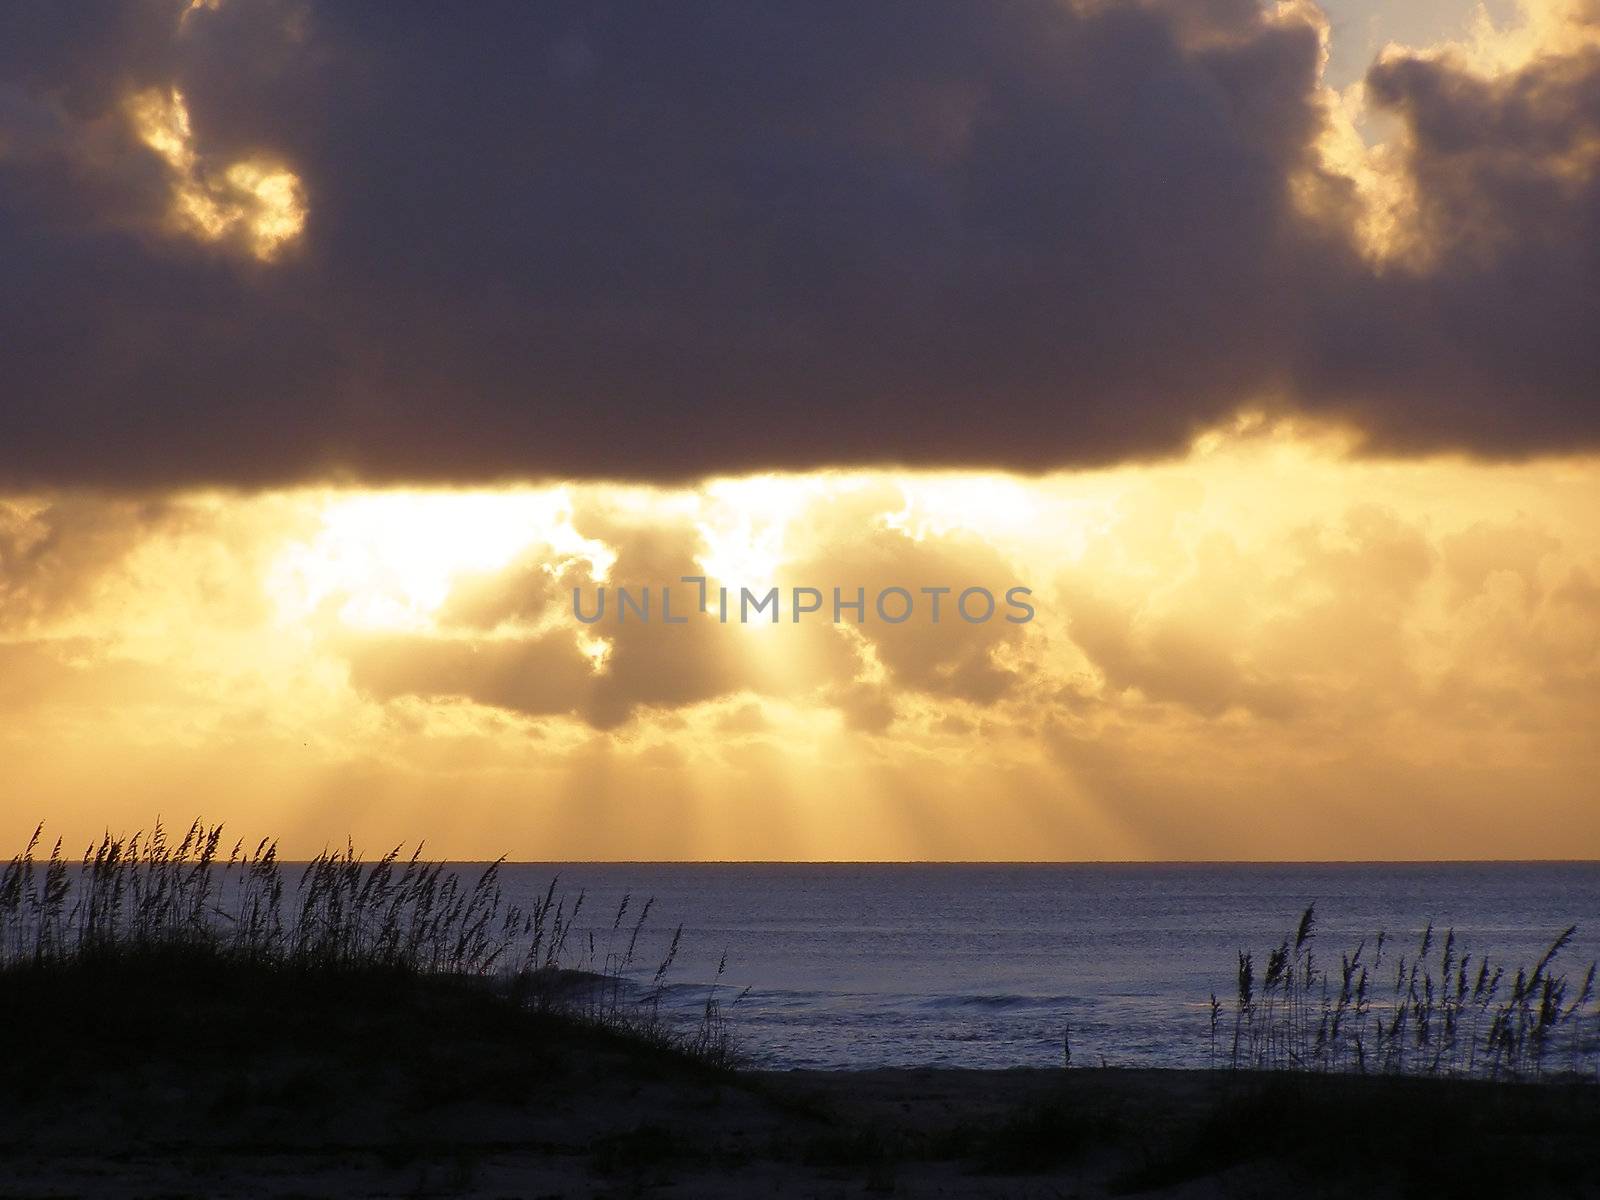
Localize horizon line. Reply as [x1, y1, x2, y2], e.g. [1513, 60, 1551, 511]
[256, 857, 1600, 867]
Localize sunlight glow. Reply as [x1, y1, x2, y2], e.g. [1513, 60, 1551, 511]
[8, 429, 1597, 860]
[128, 88, 307, 260]
[266, 489, 606, 631]
[695, 476, 823, 589]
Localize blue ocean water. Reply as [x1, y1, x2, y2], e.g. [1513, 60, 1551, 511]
[497, 862, 1600, 1070]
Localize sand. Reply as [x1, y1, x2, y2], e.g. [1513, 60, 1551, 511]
[1, 964, 1595, 1198]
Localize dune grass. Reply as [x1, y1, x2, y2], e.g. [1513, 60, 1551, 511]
[1217, 904, 1600, 1081]
[6, 822, 1597, 1086]
[0, 819, 740, 1069]
[3, 824, 1598, 1195]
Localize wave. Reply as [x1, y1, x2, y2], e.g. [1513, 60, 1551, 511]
[923, 992, 1090, 1011]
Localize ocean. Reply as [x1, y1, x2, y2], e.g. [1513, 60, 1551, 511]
[498, 862, 1600, 1070]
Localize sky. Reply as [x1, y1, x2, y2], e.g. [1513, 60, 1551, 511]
[2, 1, 1598, 859]
[1318, 0, 1518, 86]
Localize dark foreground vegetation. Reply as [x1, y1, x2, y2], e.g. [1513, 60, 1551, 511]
[0, 820, 738, 1066]
[1, 823, 1597, 1196]
[1220, 905, 1599, 1081]
[2, 955, 1597, 1198]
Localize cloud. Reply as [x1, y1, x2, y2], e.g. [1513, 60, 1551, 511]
[1292, 1, 1600, 454]
[333, 488, 1033, 730]
[1, 454, 1598, 856]
[342, 630, 598, 723]
[0, 0, 1569, 491]
[785, 511, 1034, 706]
[0, 497, 168, 628]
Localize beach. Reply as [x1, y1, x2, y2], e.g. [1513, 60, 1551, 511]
[9, 0, 1600, 1192]
[2, 958, 1596, 1199]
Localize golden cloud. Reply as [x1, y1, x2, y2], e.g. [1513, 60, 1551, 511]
[1, 433, 1597, 859]
[127, 87, 305, 260]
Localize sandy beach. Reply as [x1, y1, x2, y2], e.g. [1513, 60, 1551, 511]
[2, 962, 1595, 1199]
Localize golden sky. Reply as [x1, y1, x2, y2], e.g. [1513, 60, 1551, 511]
[4, 1, 1600, 859]
[4, 423, 1596, 860]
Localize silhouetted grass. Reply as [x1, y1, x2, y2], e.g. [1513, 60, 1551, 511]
[1220, 904, 1600, 1081]
[3, 825, 1598, 1194]
[0, 818, 740, 1068]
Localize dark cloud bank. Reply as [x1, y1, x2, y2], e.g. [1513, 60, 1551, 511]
[3, 0, 1599, 489]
